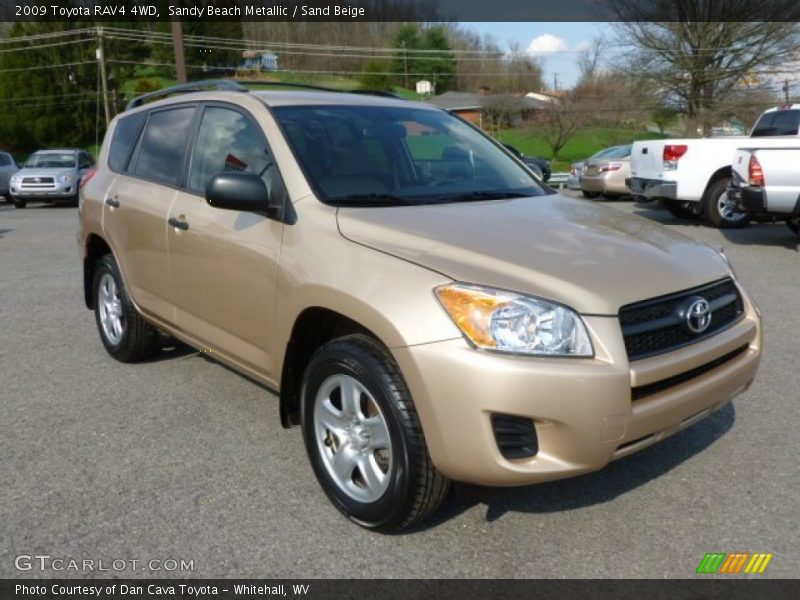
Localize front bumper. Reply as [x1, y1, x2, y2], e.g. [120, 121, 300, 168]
[393, 294, 761, 486]
[629, 177, 677, 200]
[10, 183, 76, 201]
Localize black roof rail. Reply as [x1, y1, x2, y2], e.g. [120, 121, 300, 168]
[350, 90, 406, 100]
[234, 81, 407, 99]
[232, 80, 338, 93]
[126, 79, 248, 110]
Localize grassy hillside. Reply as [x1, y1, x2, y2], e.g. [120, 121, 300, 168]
[497, 127, 669, 169]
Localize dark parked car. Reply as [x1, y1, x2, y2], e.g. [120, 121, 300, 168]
[502, 144, 551, 181]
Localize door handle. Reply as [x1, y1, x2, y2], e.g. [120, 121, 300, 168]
[168, 217, 189, 231]
[105, 198, 120, 208]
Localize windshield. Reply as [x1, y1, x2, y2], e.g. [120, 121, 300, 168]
[597, 145, 631, 159]
[272, 105, 549, 206]
[25, 153, 76, 169]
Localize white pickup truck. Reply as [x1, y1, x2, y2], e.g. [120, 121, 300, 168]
[628, 105, 800, 228]
[727, 146, 800, 237]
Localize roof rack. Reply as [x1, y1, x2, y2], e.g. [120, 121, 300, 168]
[350, 90, 406, 100]
[125, 79, 409, 111]
[126, 79, 248, 110]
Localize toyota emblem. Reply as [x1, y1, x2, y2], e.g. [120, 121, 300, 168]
[682, 297, 712, 334]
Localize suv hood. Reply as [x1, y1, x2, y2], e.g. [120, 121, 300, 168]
[16, 168, 76, 177]
[336, 194, 730, 315]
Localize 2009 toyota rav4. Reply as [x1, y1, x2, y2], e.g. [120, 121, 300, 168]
[79, 82, 762, 532]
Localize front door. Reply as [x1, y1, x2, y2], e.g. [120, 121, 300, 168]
[167, 104, 284, 379]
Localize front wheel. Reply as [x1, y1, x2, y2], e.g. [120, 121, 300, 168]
[12, 197, 26, 209]
[582, 190, 600, 199]
[703, 178, 750, 228]
[787, 218, 799, 236]
[93, 255, 160, 362]
[301, 334, 450, 532]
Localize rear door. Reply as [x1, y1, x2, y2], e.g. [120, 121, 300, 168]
[166, 103, 285, 379]
[103, 105, 198, 323]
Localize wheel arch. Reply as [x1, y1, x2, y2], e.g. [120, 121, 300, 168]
[702, 166, 732, 201]
[278, 306, 390, 429]
[83, 233, 113, 309]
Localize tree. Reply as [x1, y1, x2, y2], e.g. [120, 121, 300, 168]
[390, 24, 456, 92]
[609, 0, 800, 135]
[652, 106, 680, 134]
[359, 61, 394, 91]
[530, 94, 589, 160]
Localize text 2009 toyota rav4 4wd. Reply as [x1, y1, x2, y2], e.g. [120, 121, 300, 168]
[79, 82, 762, 532]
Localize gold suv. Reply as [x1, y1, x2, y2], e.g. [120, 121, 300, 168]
[79, 81, 762, 531]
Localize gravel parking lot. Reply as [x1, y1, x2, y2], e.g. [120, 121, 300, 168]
[1, 195, 798, 579]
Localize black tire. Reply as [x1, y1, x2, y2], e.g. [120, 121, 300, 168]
[702, 177, 750, 229]
[582, 190, 600, 199]
[12, 197, 26, 209]
[68, 194, 79, 207]
[786, 219, 799, 235]
[92, 254, 160, 362]
[301, 334, 450, 532]
[662, 199, 698, 220]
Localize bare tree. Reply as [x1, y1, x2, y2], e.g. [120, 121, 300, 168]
[609, 0, 800, 134]
[530, 95, 588, 159]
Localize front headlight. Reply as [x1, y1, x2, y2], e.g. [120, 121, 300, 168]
[58, 173, 74, 184]
[435, 284, 593, 357]
[10, 174, 21, 184]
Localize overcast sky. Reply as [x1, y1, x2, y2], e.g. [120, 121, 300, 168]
[464, 22, 616, 89]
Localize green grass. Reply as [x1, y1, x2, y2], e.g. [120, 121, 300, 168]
[496, 126, 669, 170]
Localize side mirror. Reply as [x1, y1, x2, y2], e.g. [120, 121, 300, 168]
[205, 171, 280, 216]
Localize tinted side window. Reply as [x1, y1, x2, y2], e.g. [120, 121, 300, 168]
[108, 112, 147, 173]
[0, 154, 10, 166]
[133, 107, 195, 185]
[771, 110, 800, 135]
[187, 107, 273, 194]
[751, 110, 800, 137]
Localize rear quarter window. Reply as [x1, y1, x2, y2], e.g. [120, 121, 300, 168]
[131, 106, 196, 185]
[108, 112, 147, 173]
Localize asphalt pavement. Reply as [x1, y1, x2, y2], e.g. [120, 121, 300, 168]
[1, 194, 798, 578]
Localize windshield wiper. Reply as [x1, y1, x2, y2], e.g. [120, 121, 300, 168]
[429, 190, 531, 203]
[326, 193, 410, 207]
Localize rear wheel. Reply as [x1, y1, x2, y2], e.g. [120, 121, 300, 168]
[703, 178, 750, 228]
[93, 254, 160, 362]
[662, 199, 698, 220]
[301, 334, 450, 532]
[582, 190, 600, 199]
[787, 218, 800, 236]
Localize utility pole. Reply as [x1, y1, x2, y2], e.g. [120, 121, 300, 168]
[171, 13, 188, 83]
[96, 28, 110, 126]
[402, 41, 408, 89]
[783, 79, 790, 104]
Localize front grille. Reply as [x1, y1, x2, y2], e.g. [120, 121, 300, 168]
[631, 345, 749, 401]
[22, 177, 54, 184]
[619, 278, 744, 361]
[491, 414, 538, 460]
